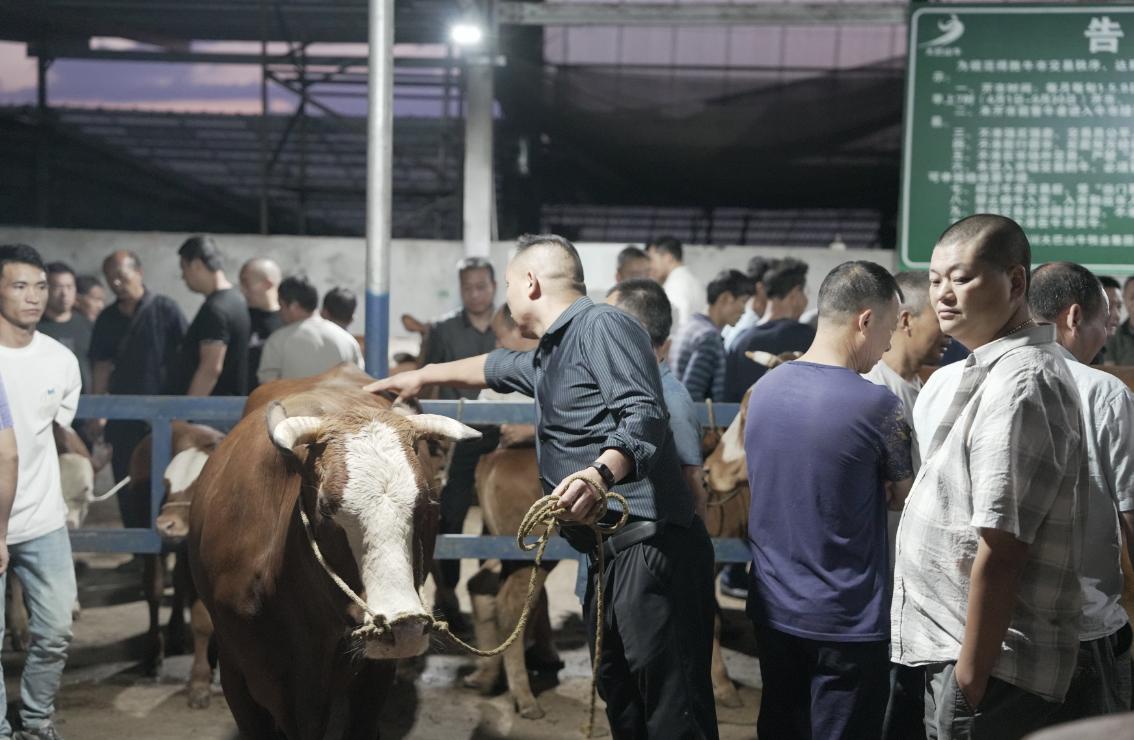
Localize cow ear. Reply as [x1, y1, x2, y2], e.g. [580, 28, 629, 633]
[405, 414, 481, 442]
[266, 401, 324, 456]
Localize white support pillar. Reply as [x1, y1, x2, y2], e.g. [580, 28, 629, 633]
[461, 39, 495, 258]
[364, 0, 394, 377]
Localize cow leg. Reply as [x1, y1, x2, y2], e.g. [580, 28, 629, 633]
[526, 585, 562, 670]
[463, 564, 503, 693]
[498, 566, 549, 719]
[166, 552, 188, 655]
[187, 599, 214, 709]
[711, 608, 742, 708]
[219, 653, 285, 739]
[6, 574, 30, 652]
[142, 554, 165, 676]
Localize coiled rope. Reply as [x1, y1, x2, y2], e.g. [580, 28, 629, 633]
[298, 473, 630, 738]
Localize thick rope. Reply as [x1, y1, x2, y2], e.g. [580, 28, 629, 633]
[705, 486, 743, 508]
[297, 474, 630, 739]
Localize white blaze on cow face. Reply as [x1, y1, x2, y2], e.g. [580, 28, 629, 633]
[164, 448, 210, 496]
[338, 420, 431, 659]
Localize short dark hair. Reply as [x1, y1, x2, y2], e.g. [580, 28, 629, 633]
[178, 234, 224, 271]
[0, 244, 46, 275]
[1098, 275, 1121, 291]
[650, 236, 683, 262]
[279, 275, 319, 313]
[707, 269, 755, 305]
[76, 274, 103, 295]
[322, 286, 356, 324]
[46, 261, 76, 279]
[746, 256, 772, 283]
[607, 278, 672, 348]
[1125, 275, 1134, 289]
[937, 214, 1031, 291]
[1029, 262, 1107, 323]
[894, 270, 930, 316]
[514, 234, 586, 293]
[617, 245, 649, 272]
[764, 258, 809, 300]
[817, 261, 903, 320]
[457, 256, 495, 283]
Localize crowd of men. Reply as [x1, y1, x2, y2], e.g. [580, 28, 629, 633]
[0, 220, 1133, 738]
[0, 236, 367, 739]
[377, 224, 1134, 740]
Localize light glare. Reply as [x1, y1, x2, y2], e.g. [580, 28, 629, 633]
[449, 23, 483, 47]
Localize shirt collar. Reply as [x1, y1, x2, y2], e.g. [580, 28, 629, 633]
[460, 308, 494, 335]
[540, 296, 592, 346]
[970, 323, 1057, 367]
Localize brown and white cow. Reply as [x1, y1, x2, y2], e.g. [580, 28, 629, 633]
[189, 372, 479, 739]
[463, 447, 561, 719]
[126, 421, 225, 703]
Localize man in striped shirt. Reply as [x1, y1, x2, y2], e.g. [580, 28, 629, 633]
[371, 234, 719, 739]
[668, 269, 753, 402]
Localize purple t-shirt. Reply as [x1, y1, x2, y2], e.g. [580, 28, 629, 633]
[0, 372, 11, 430]
[744, 361, 912, 642]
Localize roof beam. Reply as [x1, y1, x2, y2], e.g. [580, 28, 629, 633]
[497, 2, 907, 27]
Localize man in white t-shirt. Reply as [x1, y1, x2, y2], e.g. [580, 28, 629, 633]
[1029, 262, 1133, 722]
[257, 275, 364, 384]
[0, 243, 82, 740]
[647, 236, 706, 332]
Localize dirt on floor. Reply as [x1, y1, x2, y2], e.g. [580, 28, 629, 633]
[3, 498, 761, 739]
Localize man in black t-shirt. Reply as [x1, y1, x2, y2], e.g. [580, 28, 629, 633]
[170, 235, 251, 397]
[91, 250, 187, 526]
[724, 258, 816, 401]
[239, 257, 284, 391]
[40, 261, 94, 392]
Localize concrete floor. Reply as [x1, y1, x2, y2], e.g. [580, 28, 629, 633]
[4, 496, 761, 739]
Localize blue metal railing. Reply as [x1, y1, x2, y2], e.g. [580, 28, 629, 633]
[71, 396, 748, 562]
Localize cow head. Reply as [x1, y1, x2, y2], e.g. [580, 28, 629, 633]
[155, 447, 213, 540]
[267, 400, 480, 660]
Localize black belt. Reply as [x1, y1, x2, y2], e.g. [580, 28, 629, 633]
[598, 519, 666, 562]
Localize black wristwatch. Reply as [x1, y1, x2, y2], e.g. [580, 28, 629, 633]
[590, 461, 616, 490]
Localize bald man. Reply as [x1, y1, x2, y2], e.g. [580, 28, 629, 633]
[239, 257, 283, 391]
[90, 250, 187, 526]
[371, 234, 719, 739]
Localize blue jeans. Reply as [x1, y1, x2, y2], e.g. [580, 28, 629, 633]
[0, 528, 77, 736]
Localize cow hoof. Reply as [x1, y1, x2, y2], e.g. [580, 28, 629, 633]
[516, 701, 545, 720]
[462, 669, 503, 695]
[187, 686, 211, 710]
[714, 685, 743, 709]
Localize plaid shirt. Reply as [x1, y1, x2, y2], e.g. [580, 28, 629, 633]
[891, 325, 1087, 702]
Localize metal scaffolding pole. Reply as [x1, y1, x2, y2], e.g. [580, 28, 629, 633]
[461, 2, 496, 258]
[364, 0, 394, 377]
[258, 0, 270, 234]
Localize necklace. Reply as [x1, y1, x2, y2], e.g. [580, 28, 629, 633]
[1002, 317, 1035, 337]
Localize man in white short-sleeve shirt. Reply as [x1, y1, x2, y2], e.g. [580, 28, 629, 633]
[647, 236, 706, 333]
[0, 243, 82, 740]
[257, 275, 363, 383]
[892, 216, 1088, 740]
[1029, 261, 1133, 721]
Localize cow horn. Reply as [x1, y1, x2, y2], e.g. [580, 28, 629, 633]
[267, 401, 324, 452]
[405, 414, 482, 442]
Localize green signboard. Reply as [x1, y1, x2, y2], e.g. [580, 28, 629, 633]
[901, 4, 1134, 273]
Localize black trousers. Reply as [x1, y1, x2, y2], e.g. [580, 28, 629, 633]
[753, 623, 889, 740]
[884, 663, 927, 740]
[108, 420, 151, 529]
[438, 429, 499, 588]
[584, 516, 719, 740]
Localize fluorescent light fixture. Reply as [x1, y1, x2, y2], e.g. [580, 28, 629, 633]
[449, 22, 484, 47]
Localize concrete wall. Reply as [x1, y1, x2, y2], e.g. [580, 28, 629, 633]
[0, 226, 898, 356]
